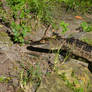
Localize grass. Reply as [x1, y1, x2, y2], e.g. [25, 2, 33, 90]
[18, 62, 42, 91]
[58, 0, 92, 13]
[66, 80, 84, 92]
[59, 71, 85, 92]
[0, 0, 92, 43]
[0, 76, 11, 83]
[0, 0, 54, 43]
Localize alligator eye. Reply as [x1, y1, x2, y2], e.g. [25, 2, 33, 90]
[40, 40, 46, 43]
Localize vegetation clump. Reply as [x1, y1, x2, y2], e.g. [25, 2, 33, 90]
[80, 22, 92, 32]
[0, 0, 92, 43]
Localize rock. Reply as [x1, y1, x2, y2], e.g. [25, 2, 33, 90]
[0, 27, 13, 50]
[37, 74, 73, 92]
[24, 19, 47, 42]
[37, 59, 92, 92]
[56, 59, 92, 92]
[12, 78, 19, 88]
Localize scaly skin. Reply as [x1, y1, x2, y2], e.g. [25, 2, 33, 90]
[30, 36, 92, 62]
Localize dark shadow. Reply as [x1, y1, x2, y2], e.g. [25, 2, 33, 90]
[6, 30, 15, 43]
[71, 54, 89, 63]
[27, 46, 68, 55]
[88, 62, 92, 73]
[0, 18, 15, 43]
[27, 46, 58, 53]
[0, 18, 10, 28]
[27, 46, 91, 62]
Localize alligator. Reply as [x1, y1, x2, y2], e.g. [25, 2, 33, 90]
[0, 23, 92, 63]
[30, 35, 92, 63]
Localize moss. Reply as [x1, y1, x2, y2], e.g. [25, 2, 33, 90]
[0, 31, 13, 47]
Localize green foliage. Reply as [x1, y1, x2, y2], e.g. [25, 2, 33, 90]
[66, 80, 84, 92]
[0, 76, 10, 83]
[58, 0, 92, 13]
[59, 71, 87, 92]
[1, 0, 92, 43]
[0, 2, 6, 20]
[0, 76, 6, 82]
[6, 0, 29, 19]
[11, 21, 30, 43]
[60, 21, 69, 34]
[4, 0, 53, 43]
[80, 22, 92, 32]
[60, 72, 67, 81]
[19, 63, 42, 90]
[5, 0, 32, 43]
[6, 0, 52, 24]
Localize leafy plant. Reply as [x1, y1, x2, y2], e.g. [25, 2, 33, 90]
[6, 0, 53, 24]
[4, 0, 54, 43]
[0, 76, 11, 83]
[60, 21, 69, 34]
[80, 22, 92, 32]
[6, 0, 29, 19]
[11, 21, 30, 43]
[1, 0, 92, 44]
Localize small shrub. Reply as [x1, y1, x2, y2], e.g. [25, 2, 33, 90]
[60, 21, 69, 34]
[11, 21, 30, 43]
[4, 0, 53, 43]
[80, 22, 92, 32]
